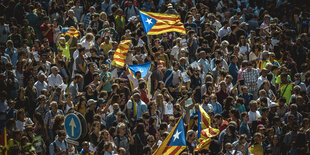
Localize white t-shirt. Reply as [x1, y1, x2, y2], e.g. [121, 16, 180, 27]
[248, 110, 261, 124]
[16, 118, 33, 131]
[164, 102, 173, 115]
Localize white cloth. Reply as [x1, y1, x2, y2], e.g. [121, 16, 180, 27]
[127, 71, 151, 89]
[16, 118, 33, 131]
[171, 45, 180, 60]
[34, 81, 49, 97]
[248, 110, 261, 124]
[256, 76, 268, 89]
[164, 102, 173, 115]
[218, 27, 231, 39]
[48, 74, 64, 87]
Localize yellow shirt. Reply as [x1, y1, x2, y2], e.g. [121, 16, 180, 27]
[249, 143, 264, 155]
[280, 83, 293, 104]
[100, 41, 113, 57]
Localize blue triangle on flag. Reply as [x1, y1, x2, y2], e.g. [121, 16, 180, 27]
[139, 11, 157, 34]
[168, 118, 186, 146]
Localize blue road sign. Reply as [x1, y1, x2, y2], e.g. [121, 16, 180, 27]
[64, 113, 82, 140]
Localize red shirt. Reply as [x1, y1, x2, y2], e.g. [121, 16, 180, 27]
[216, 89, 229, 105]
[40, 23, 54, 43]
[139, 89, 150, 104]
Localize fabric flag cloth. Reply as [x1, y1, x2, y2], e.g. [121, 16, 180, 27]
[194, 105, 220, 151]
[139, 10, 186, 35]
[153, 117, 186, 155]
[0, 124, 7, 155]
[112, 40, 131, 67]
[128, 62, 151, 79]
[61, 27, 79, 37]
[130, 97, 137, 120]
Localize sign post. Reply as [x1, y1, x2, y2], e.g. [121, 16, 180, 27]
[64, 112, 87, 148]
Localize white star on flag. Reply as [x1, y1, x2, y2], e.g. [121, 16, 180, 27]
[173, 130, 182, 141]
[146, 18, 152, 25]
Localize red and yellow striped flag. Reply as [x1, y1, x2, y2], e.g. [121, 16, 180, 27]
[112, 40, 131, 67]
[61, 27, 79, 37]
[139, 10, 186, 35]
[194, 105, 220, 152]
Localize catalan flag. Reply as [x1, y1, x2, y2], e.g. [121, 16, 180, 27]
[194, 105, 220, 151]
[61, 27, 79, 37]
[111, 40, 131, 67]
[153, 117, 186, 155]
[139, 10, 186, 35]
[128, 62, 151, 79]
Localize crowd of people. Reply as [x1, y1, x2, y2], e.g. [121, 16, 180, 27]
[0, 0, 310, 154]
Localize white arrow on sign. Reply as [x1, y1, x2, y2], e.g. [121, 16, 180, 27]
[69, 118, 76, 137]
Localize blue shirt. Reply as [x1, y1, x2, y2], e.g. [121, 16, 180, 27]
[208, 101, 222, 114]
[198, 58, 211, 74]
[239, 93, 253, 108]
[49, 139, 68, 155]
[233, 104, 246, 113]
[239, 122, 251, 138]
[5, 48, 18, 67]
[229, 62, 239, 85]
[136, 100, 148, 118]
[106, 112, 116, 129]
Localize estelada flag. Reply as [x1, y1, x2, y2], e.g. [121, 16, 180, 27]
[61, 27, 79, 37]
[111, 40, 131, 67]
[139, 10, 186, 35]
[128, 62, 151, 79]
[153, 117, 186, 155]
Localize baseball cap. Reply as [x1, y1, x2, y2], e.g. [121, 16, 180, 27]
[87, 99, 97, 106]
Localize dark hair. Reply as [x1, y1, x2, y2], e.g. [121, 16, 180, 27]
[279, 97, 286, 103]
[214, 114, 222, 119]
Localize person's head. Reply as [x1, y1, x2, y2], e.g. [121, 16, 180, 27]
[85, 33, 94, 42]
[43, 16, 49, 24]
[147, 135, 155, 146]
[16, 108, 25, 121]
[281, 72, 288, 83]
[68, 9, 75, 17]
[253, 132, 263, 143]
[91, 121, 100, 133]
[249, 100, 258, 112]
[119, 147, 126, 155]
[89, 6, 95, 13]
[6, 40, 14, 48]
[225, 142, 233, 152]
[290, 104, 298, 114]
[247, 61, 253, 70]
[214, 114, 223, 126]
[241, 112, 249, 122]
[82, 141, 90, 151]
[117, 122, 127, 136]
[104, 142, 113, 152]
[133, 93, 141, 102]
[186, 130, 196, 142]
[215, 59, 222, 68]
[241, 86, 248, 94]
[112, 103, 120, 113]
[74, 74, 83, 83]
[50, 101, 58, 112]
[210, 94, 217, 103]
[57, 130, 66, 142]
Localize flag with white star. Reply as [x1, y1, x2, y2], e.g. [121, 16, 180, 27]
[138, 10, 186, 35]
[153, 117, 186, 155]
